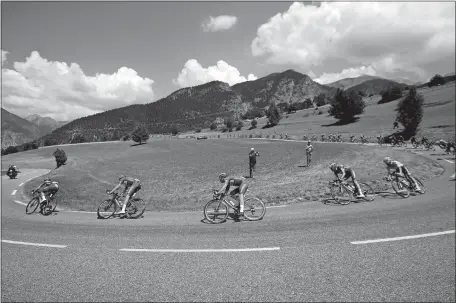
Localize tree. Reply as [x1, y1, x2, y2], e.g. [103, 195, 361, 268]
[329, 89, 366, 123]
[131, 125, 149, 144]
[251, 119, 257, 129]
[53, 148, 67, 168]
[225, 117, 234, 131]
[266, 102, 282, 127]
[303, 98, 313, 109]
[235, 120, 244, 131]
[378, 86, 403, 104]
[4, 146, 18, 155]
[314, 93, 326, 107]
[288, 103, 297, 114]
[428, 74, 445, 87]
[396, 86, 424, 138]
[210, 123, 217, 131]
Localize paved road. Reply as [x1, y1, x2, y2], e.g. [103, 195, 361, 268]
[1, 148, 455, 302]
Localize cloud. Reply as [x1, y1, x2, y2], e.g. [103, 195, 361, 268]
[252, 2, 455, 81]
[314, 65, 377, 84]
[1, 49, 8, 66]
[173, 59, 257, 87]
[202, 15, 238, 32]
[1, 50, 155, 121]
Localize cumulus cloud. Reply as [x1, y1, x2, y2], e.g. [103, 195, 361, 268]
[1, 49, 8, 66]
[173, 59, 257, 87]
[314, 65, 377, 84]
[202, 15, 238, 32]
[1, 50, 155, 121]
[252, 2, 455, 82]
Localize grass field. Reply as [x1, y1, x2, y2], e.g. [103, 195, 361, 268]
[2, 139, 444, 212]
[193, 82, 455, 142]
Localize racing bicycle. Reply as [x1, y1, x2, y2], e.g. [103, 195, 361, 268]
[204, 190, 266, 223]
[26, 190, 58, 216]
[97, 190, 146, 219]
[327, 179, 375, 205]
[383, 173, 426, 198]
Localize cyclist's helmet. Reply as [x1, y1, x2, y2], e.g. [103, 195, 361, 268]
[219, 173, 227, 179]
[308, 140, 311, 143]
[383, 157, 392, 164]
[251, 148, 254, 151]
[329, 162, 337, 170]
[44, 177, 51, 185]
[118, 174, 126, 181]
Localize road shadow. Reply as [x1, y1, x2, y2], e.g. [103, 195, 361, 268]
[321, 117, 359, 127]
[297, 165, 308, 168]
[130, 143, 146, 147]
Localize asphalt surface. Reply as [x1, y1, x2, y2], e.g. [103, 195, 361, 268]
[1, 145, 455, 302]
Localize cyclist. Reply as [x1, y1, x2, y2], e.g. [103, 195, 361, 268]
[306, 140, 313, 166]
[376, 134, 384, 145]
[33, 177, 59, 204]
[217, 173, 248, 215]
[436, 139, 448, 150]
[383, 157, 421, 191]
[329, 163, 365, 198]
[107, 175, 141, 215]
[248, 148, 260, 178]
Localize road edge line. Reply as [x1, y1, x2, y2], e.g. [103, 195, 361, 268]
[351, 230, 455, 245]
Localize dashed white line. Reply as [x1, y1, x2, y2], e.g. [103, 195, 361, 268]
[119, 247, 281, 253]
[1, 239, 67, 248]
[18, 183, 24, 187]
[11, 190, 17, 196]
[266, 205, 288, 208]
[14, 200, 27, 206]
[444, 159, 455, 164]
[351, 230, 455, 245]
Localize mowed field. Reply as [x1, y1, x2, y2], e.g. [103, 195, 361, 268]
[2, 138, 444, 212]
[195, 82, 456, 142]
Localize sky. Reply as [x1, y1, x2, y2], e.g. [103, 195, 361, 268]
[1, 1, 455, 121]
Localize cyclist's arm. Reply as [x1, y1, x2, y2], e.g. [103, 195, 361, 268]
[34, 183, 44, 192]
[109, 182, 122, 194]
[218, 180, 229, 195]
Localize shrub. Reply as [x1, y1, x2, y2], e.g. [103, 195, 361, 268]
[131, 125, 149, 144]
[210, 123, 217, 131]
[314, 93, 327, 107]
[53, 148, 67, 168]
[171, 128, 179, 135]
[4, 146, 19, 155]
[378, 86, 403, 104]
[195, 128, 202, 133]
[428, 74, 445, 87]
[251, 119, 257, 129]
[318, 110, 323, 115]
[266, 102, 282, 127]
[235, 121, 243, 131]
[329, 89, 365, 123]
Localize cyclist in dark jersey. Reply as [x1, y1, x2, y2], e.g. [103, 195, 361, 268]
[108, 175, 141, 214]
[249, 148, 260, 178]
[33, 177, 59, 204]
[217, 173, 248, 215]
[329, 163, 365, 198]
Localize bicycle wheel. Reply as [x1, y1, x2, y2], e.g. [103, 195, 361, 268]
[126, 198, 146, 219]
[243, 197, 266, 221]
[97, 199, 116, 219]
[42, 198, 57, 216]
[204, 200, 228, 224]
[330, 184, 352, 205]
[26, 197, 40, 215]
[411, 177, 426, 194]
[391, 178, 410, 198]
[359, 183, 375, 202]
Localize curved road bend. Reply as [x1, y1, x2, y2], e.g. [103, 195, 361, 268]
[1, 150, 454, 302]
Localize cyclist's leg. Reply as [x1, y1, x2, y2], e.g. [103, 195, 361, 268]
[121, 182, 139, 213]
[239, 184, 248, 213]
[403, 166, 419, 190]
[39, 187, 49, 203]
[350, 170, 364, 197]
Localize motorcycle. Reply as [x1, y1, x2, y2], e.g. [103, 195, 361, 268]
[6, 167, 18, 179]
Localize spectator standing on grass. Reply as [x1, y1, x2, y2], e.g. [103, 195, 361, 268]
[306, 140, 313, 167]
[249, 148, 260, 178]
[393, 121, 399, 129]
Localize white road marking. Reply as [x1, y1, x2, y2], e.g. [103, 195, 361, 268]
[119, 247, 281, 253]
[1, 239, 67, 248]
[63, 210, 97, 214]
[11, 190, 17, 195]
[444, 159, 454, 164]
[18, 183, 24, 187]
[14, 200, 27, 206]
[351, 230, 455, 245]
[266, 205, 288, 208]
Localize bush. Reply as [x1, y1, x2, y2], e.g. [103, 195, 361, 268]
[53, 148, 67, 168]
[4, 146, 19, 155]
[171, 128, 179, 135]
[44, 138, 58, 147]
[210, 123, 217, 131]
[266, 102, 282, 127]
[121, 134, 131, 141]
[314, 93, 327, 107]
[71, 133, 85, 144]
[329, 89, 365, 123]
[378, 86, 403, 104]
[222, 127, 228, 133]
[195, 128, 202, 133]
[428, 74, 445, 87]
[241, 108, 265, 120]
[131, 125, 149, 144]
[288, 104, 297, 113]
[318, 110, 323, 115]
[251, 119, 257, 129]
[396, 87, 424, 139]
[235, 121, 243, 131]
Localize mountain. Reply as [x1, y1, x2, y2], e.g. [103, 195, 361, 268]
[391, 78, 420, 86]
[25, 114, 69, 130]
[231, 69, 337, 107]
[345, 79, 407, 96]
[325, 74, 382, 90]
[1, 108, 52, 149]
[30, 69, 338, 146]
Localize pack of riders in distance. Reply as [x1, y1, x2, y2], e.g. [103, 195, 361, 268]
[9, 138, 434, 217]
